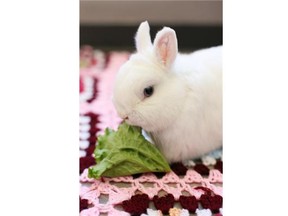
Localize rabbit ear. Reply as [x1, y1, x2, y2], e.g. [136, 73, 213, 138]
[153, 27, 178, 68]
[135, 21, 152, 53]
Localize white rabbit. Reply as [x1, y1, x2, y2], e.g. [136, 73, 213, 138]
[112, 21, 222, 163]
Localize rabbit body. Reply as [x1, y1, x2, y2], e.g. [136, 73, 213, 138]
[112, 21, 222, 163]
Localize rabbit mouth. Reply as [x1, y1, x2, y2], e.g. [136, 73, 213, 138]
[125, 111, 145, 127]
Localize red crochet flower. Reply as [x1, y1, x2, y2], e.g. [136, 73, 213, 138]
[200, 194, 223, 213]
[132, 173, 143, 179]
[179, 195, 198, 213]
[89, 126, 100, 136]
[85, 144, 96, 156]
[170, 162, 188, 176]
[122, 194, 150, 216]
[153, 193, 175, 214]
[214, 160, 223, 173]
[154, 172, 166, 179]
[86, 112, 99, 122]
[87, 136, 97, 145]
[194, 164, 210, 175]
[79, 156, 96, 174]
[79, 197, 89, 212]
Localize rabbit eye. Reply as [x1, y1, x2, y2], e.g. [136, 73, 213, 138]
[143, 86, 154, 97]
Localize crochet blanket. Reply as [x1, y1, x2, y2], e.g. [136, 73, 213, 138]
[79, 46, 223, 216]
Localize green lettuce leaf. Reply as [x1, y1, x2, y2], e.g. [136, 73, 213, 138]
[88, 122, 171, 179]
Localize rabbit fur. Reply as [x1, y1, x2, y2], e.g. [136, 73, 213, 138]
[112, 21, 222, 163]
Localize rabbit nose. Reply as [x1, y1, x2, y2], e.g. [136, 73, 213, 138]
[124, 116, 129, 120]
[120, 116, 128, 124]
[118, 112, 128, 120]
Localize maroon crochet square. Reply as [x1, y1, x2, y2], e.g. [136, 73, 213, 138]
[79, 156, 96, 174]
[79, 197, 89, 212]
[122, 194, 150, 216]
[179, 195, 198, 213]
[153, 193, 175, 214]
[170, 162, 188, 176]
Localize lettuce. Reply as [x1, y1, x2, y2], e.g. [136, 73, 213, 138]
[88, 122, 171, 179]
